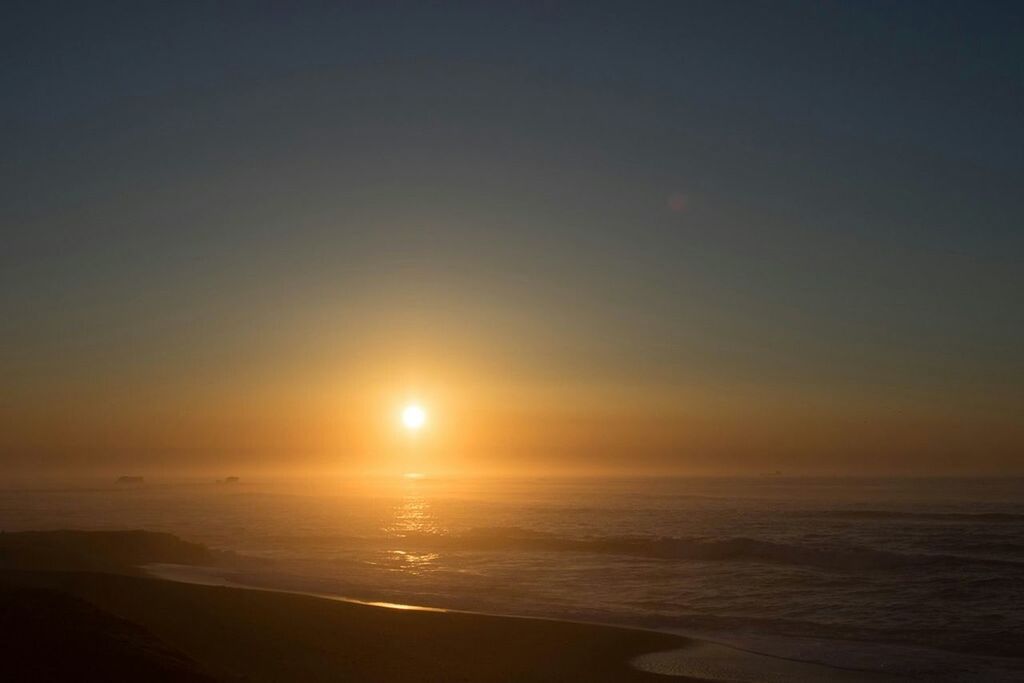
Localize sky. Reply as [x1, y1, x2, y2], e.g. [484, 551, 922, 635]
[2, 1, 1022, 477]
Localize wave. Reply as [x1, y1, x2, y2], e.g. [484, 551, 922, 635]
[390, 527, 1024, 572]
[955, 541, 1024, 556]
[648, 613, 1024, 662]
[799, 510, 1024, 522]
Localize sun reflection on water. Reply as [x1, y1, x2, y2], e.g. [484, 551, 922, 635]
[385, 548, 441, 574]
[381, 484, 445, 575]
[385, 495, 441, 536]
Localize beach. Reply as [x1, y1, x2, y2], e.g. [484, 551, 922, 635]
[7, 2, 1022, 680]
[0, 529, 903, 682]
[4, 477, 1024, 680]
[4, 476, 1023, 678]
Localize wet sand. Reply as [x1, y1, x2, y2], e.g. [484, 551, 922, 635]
[0, 531, 904, 681]
[145, 562, 904, 682]
[5, 569, 685, 682]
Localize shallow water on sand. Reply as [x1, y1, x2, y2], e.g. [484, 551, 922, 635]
[3, 476, 1024, 680]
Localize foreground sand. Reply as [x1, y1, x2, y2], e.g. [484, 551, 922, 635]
[5, 569, 687, 682]
[0, 531, 903, 681]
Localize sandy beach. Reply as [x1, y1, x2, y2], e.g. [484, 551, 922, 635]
[0, 530, 904, 682]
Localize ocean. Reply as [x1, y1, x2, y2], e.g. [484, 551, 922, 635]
[2, 476, 1023, 681]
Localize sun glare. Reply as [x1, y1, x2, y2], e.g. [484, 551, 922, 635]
[401, 404, 427, 431]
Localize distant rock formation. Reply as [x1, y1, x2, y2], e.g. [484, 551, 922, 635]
[216, 476, 240, 485]
[116, 476, 144, 485]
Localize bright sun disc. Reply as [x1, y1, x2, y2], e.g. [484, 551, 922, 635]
[401, 404, 427, 430]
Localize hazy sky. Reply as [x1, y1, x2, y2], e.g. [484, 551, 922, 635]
[3, 2, 1022, 476]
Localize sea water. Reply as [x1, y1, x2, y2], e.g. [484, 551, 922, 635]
[2, 476, 1023, 680]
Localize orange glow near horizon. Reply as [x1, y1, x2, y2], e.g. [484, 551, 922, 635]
[4, 348, 1024, 478]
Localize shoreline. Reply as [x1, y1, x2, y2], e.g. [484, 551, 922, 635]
[6, 529, 989, 680]
[143, 561, 903, 682]
[4, 567, 685, 682]
[144, 561, 449, 612]
[144, 559, 1024, 680]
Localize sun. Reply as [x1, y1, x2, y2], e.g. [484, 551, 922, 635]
[401, 404, 427, 431]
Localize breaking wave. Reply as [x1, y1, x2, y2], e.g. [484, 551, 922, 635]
[389, 527, 1024, 572]
[799, 510, 1024, 522]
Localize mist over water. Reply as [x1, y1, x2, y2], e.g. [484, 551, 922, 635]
[3, 476, 1024, 680]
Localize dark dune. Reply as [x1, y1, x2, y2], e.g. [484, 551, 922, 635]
[0, 581, 216, 682]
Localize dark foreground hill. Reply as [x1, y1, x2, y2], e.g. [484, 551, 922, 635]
[0, 580, 217, 682]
